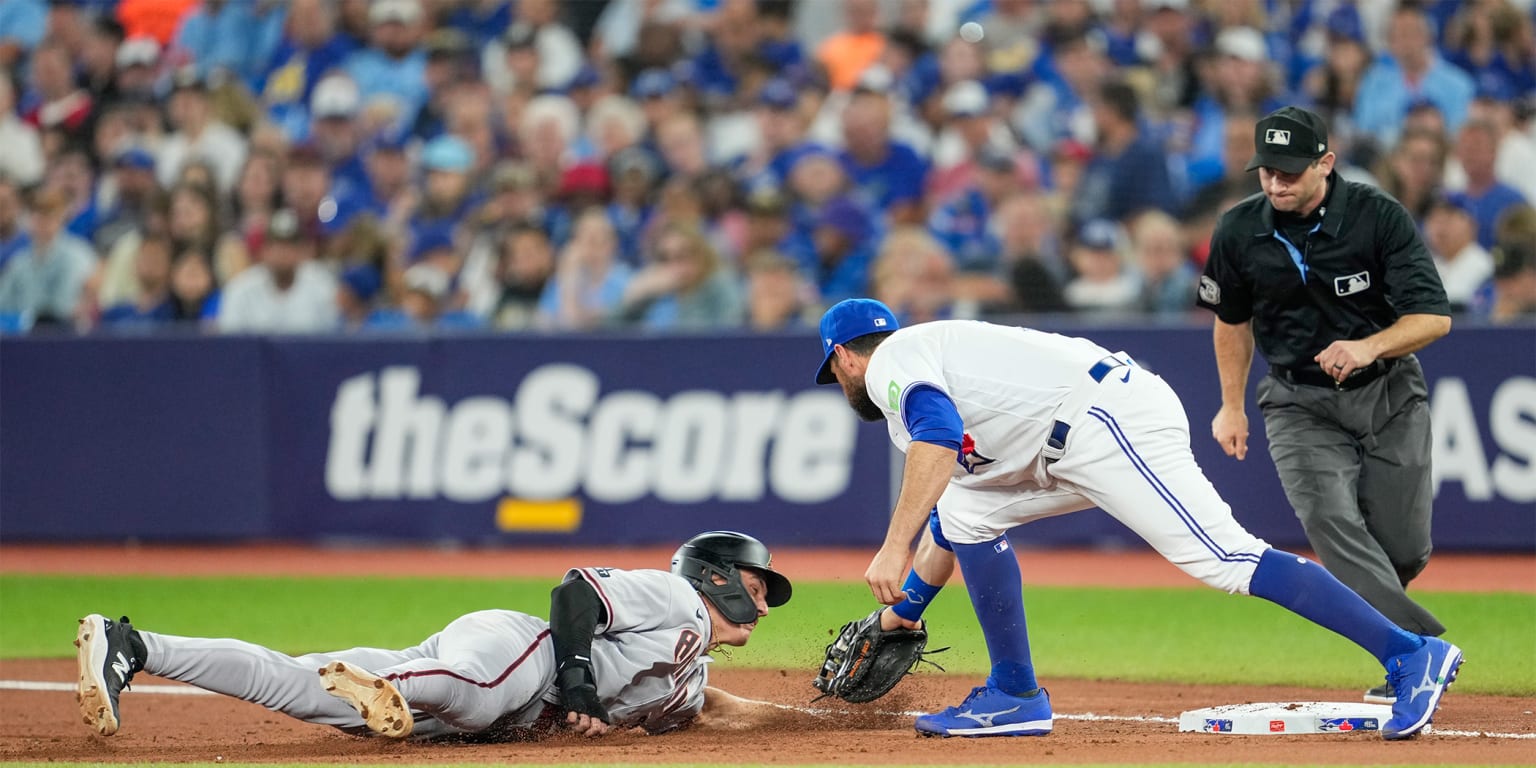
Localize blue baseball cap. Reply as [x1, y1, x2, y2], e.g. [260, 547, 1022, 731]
[421, 135, 474, 173]
[814, 298, 899, 385]
[631, 68, 676, 100]
[759, 78, 798, 110]
[340, 264, 383, 302]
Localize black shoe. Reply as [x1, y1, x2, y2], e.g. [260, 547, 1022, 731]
[1363, 681, 1395, 705]
[75, 614, 146, 736]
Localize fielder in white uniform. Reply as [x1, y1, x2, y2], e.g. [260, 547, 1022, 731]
[813, 298, 1461, 741]
[75, 531, 791, 742]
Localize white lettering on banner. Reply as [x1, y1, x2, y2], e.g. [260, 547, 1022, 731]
[1430, 376, 1536, 503]
[325, 365, 858, 504]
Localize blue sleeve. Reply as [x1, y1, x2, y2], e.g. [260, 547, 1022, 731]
[902, 385, 963, 451]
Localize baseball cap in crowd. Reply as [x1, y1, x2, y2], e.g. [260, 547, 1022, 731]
[267, 209, 305, 242]
[340, 264, 383, 303]
[759, 78, 798, 110]
[115, 36, 159, 69]
[1077, 219, 1122, 251]
[556, 163, 611, 199]
[368, 129, 412, 155]
[112, 145, 156, 171]
[976, 145, 1017, 173]
[403, 263, 450, 300]
[853, 65, 894, 96]
[369, 0, 422, 25]
[1326, 6, 1365, 42]
[503, 22, 537, 51]
[421, 135, 474, 173]
[1245, 106, 1330, 174]
[943, 80, 989, 118]
[1492, 241, 1535, 279]
[815, 298, 900, 384]
[1215, 26, 1267, 63]
[310, 75, 360, 120]
[566, 64, 602, 92]
[408, 226, 456, 263]
[815, 197, 871, 244]
[632, 68, 676, 100]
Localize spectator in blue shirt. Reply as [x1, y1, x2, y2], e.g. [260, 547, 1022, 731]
[409, 135, 480, 245]
[1354, 6, 1476, 152]
[927, 146, 1018, 276]
[343, 0, 429, 137]
[838, 87, 929, 226]
[175, 0, 285, 87]
[0, 0, 46, 70]
[734, 78, 813, 190]
[804, 195, 879, 304]
[258, 0, 357, 138]
[1185, 27, 1289, 197]
[1072, 78, 1179, 229]
[1448, 118, 1531, 250]
[307, 74, 370, 205]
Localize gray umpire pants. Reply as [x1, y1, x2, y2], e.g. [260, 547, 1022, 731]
[1257, 355, 1445, 637]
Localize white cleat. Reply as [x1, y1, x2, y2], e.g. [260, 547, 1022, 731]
[319, 661, 414, 738]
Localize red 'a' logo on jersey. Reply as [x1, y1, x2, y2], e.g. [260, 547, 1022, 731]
[957, 433, 995, 474]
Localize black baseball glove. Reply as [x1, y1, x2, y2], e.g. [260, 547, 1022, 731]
[811, 608, 944, 703]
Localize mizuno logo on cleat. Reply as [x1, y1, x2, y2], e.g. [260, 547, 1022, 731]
[955, 705, 1022, 728]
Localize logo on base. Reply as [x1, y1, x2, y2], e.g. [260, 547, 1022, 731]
[1203, 719, 1232, 733]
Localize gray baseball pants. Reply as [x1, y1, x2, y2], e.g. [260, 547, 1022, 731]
[1257, 355, 1445, 636]
[140, 609, 557, 738]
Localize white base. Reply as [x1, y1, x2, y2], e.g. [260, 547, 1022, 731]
[1179, 701, 1397, 735]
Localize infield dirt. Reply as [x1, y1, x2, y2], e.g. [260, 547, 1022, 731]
[2, 545, 1531, 764]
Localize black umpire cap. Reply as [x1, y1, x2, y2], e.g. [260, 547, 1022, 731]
[1246, 106, 1330, 174]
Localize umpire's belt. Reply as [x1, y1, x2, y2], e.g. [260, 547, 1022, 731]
[1045, 355, 1136, 464]
[1270, 358, 1395, 392]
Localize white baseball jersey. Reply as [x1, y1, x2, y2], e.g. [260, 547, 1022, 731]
[561, 567, 713, 732]
[864, 319, 1268, 594]
[864, 320, 1116, 489]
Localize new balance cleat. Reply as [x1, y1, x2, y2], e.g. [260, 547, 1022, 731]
[1363, 681, 1395, 705]
[914, 685, 1052, 737]
[75, 614, 146, 736]
[1382, 636, 1463, 740]
[319, 661, 414, 738]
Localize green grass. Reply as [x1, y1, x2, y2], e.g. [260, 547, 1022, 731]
[2, 575, 1531, 695]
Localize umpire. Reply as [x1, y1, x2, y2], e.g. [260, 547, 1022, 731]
[1199, 106, 1452, 704]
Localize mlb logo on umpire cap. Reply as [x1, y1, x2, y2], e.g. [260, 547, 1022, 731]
[1246, 106, 1330, 174]
[814, 299, 900, 384]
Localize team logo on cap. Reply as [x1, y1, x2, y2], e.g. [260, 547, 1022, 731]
[873, 318, 887, 327]
[1264, 128, 1291, 146]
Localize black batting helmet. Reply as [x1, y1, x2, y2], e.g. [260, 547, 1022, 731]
[671, 531, 792, 625]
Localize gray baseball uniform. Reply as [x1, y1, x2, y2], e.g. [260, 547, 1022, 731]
[137, 568, 713, 739]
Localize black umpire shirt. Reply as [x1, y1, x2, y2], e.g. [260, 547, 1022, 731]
[1198, 171, 1450, 370]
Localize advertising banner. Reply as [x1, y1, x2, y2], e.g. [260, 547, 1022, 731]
[2, 325, 1530, 550]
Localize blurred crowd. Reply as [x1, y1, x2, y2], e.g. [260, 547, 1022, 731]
[1, 0, 1534, 335]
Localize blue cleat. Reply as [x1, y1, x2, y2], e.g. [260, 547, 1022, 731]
[915, 685, 1052, 737]
[1382, 636, 1463, 740]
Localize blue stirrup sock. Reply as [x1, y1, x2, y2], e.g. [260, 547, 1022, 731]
[1249, 548, 1424, 664]
[952, 536, 1038, 696]
[891, 570, 942, 622]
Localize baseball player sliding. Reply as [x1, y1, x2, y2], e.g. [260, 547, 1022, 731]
[813, 298, 1462, 740]
[74, 531, 791, 741]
